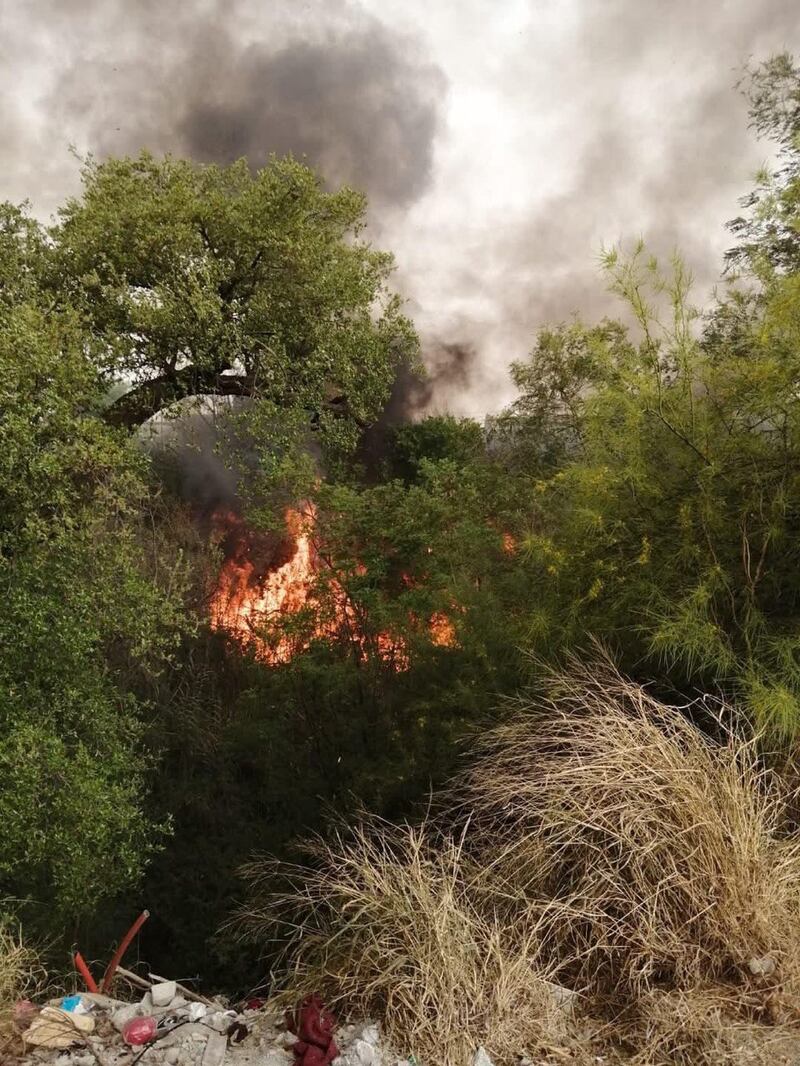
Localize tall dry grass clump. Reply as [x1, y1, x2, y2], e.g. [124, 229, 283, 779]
[234, 657, 800, 1063]
[0, 921, 44, 1050]
[456, 657, 800, 1052]
[234, 822, 571, 1066]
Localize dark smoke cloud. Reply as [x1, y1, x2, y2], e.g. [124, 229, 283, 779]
[2, 0, 800, 420]
[43, 0, 445, 210]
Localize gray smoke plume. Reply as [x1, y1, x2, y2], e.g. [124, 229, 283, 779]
[39, 0, 445, 211]
[2, 0, 800, 420]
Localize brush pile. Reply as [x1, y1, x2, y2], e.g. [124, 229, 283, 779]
[234, 658, 800, 1065]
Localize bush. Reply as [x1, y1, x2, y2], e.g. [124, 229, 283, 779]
[234, 658, 800, 1064]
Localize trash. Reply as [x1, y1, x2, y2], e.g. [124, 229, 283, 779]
[101, 911, 151, 992]
[286, 995, 338, 1066]
[122, 1015, 157, 1045]
[227, 1020, 249, 1044]
[188, 1001, 208, 1021]
[472, 1048, 494, 1066]
[245, 997, 266, 1010]
[24, 1006, 95, 1048]
[61, 995, 91, 1014]
[13, 999, 38, 1031]
[151, 980, 178, 1007]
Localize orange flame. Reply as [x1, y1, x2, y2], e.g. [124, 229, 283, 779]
[209, 506, 317, 664]
[210, 505, 458, 666]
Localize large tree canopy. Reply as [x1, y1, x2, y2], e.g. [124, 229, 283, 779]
[49, 153, 419, 443]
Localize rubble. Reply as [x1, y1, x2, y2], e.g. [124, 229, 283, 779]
[17, 983, 404, 1066]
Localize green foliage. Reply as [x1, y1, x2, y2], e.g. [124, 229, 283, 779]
[50, 152, 419, 454]
[492, 236, 800, 740]
[0, 227, 186, 918]
[727, 52, 800, 274]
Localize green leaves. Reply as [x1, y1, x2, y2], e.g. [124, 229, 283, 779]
[51, 153, 419, 443]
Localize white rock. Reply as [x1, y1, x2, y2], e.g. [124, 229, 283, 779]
[151, 982, 178, 1008]
[472, 1048, 494, 1066]
[110, 1003, 142, 1032]
[748, 954, 777, 976]
[349, 1039, 383, 1066]
[259, 1052, 293, 1066]
[356, 1024, 380, 1047]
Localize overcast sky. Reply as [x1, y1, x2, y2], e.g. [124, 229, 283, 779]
[2, 0, 799, 414]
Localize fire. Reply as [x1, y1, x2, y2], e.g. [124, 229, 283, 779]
[210, 504, 456, 666]
[429, 610, 457, 647]
[209, 506, 317, 664]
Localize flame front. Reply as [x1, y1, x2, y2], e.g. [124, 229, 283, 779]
[210, 504, 458, 666]
[210, 506, 317, 664]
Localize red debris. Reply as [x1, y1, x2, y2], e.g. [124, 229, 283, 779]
[286, 995, 338, 1066]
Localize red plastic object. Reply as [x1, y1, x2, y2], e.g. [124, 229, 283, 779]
[101, 910, 150, 992]
[74, 951, 100, 994]
[286, 996, 338, 1066]
[122, 1016, 157, 1046]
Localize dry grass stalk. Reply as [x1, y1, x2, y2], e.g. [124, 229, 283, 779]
[0, 921, 45, 1052]
[234, 822, 573, 1066]
[458, 658, 800, 1013]
[234, 655, 800, 1063]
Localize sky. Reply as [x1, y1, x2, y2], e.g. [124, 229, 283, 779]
[2, 0, 799, 415]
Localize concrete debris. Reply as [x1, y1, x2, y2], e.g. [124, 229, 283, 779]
[152, 982, 179, 1008]
[19, 990, 401, 1066]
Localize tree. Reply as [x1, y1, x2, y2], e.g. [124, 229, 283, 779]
[727, 53, 800, 275]
[0, 209, 186, 919]
[497, 240, 800, 741]
[50, 153, 419, 457]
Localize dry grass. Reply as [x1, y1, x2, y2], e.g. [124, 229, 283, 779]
[458, 658, 800, 1014]
[234, 822, 575, 1066]
[234, 656, 800, 1064]
[0, 921, 44, 1051]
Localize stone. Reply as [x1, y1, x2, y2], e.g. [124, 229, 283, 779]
[151, 982, 178, 1008]
[472, 1048, 494, 1066]
[258, 1052, 293, 1066]
[349, 1039, 383, 1066]
[110, 1003, 142, 1032]
[201, 1030, 227, 1066]
[356, 1024, 380, 1047]
[748, 954, 777, 976]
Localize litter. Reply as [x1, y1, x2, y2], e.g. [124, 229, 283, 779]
[122, 1015, 158, 1045]
[20, 971, 392, 1066]
[24, 1006, 95, 1048]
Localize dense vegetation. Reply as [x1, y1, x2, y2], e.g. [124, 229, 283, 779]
[1, 54, 800, 992]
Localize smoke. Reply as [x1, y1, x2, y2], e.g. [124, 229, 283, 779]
[1, 0, 800, 420]
[32, 0, 445, 212]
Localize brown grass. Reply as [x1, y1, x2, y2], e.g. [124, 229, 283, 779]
[234, 823, 577, 1066]
[0, 921, 44, 1052]
[234, 656, 800, 1064]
